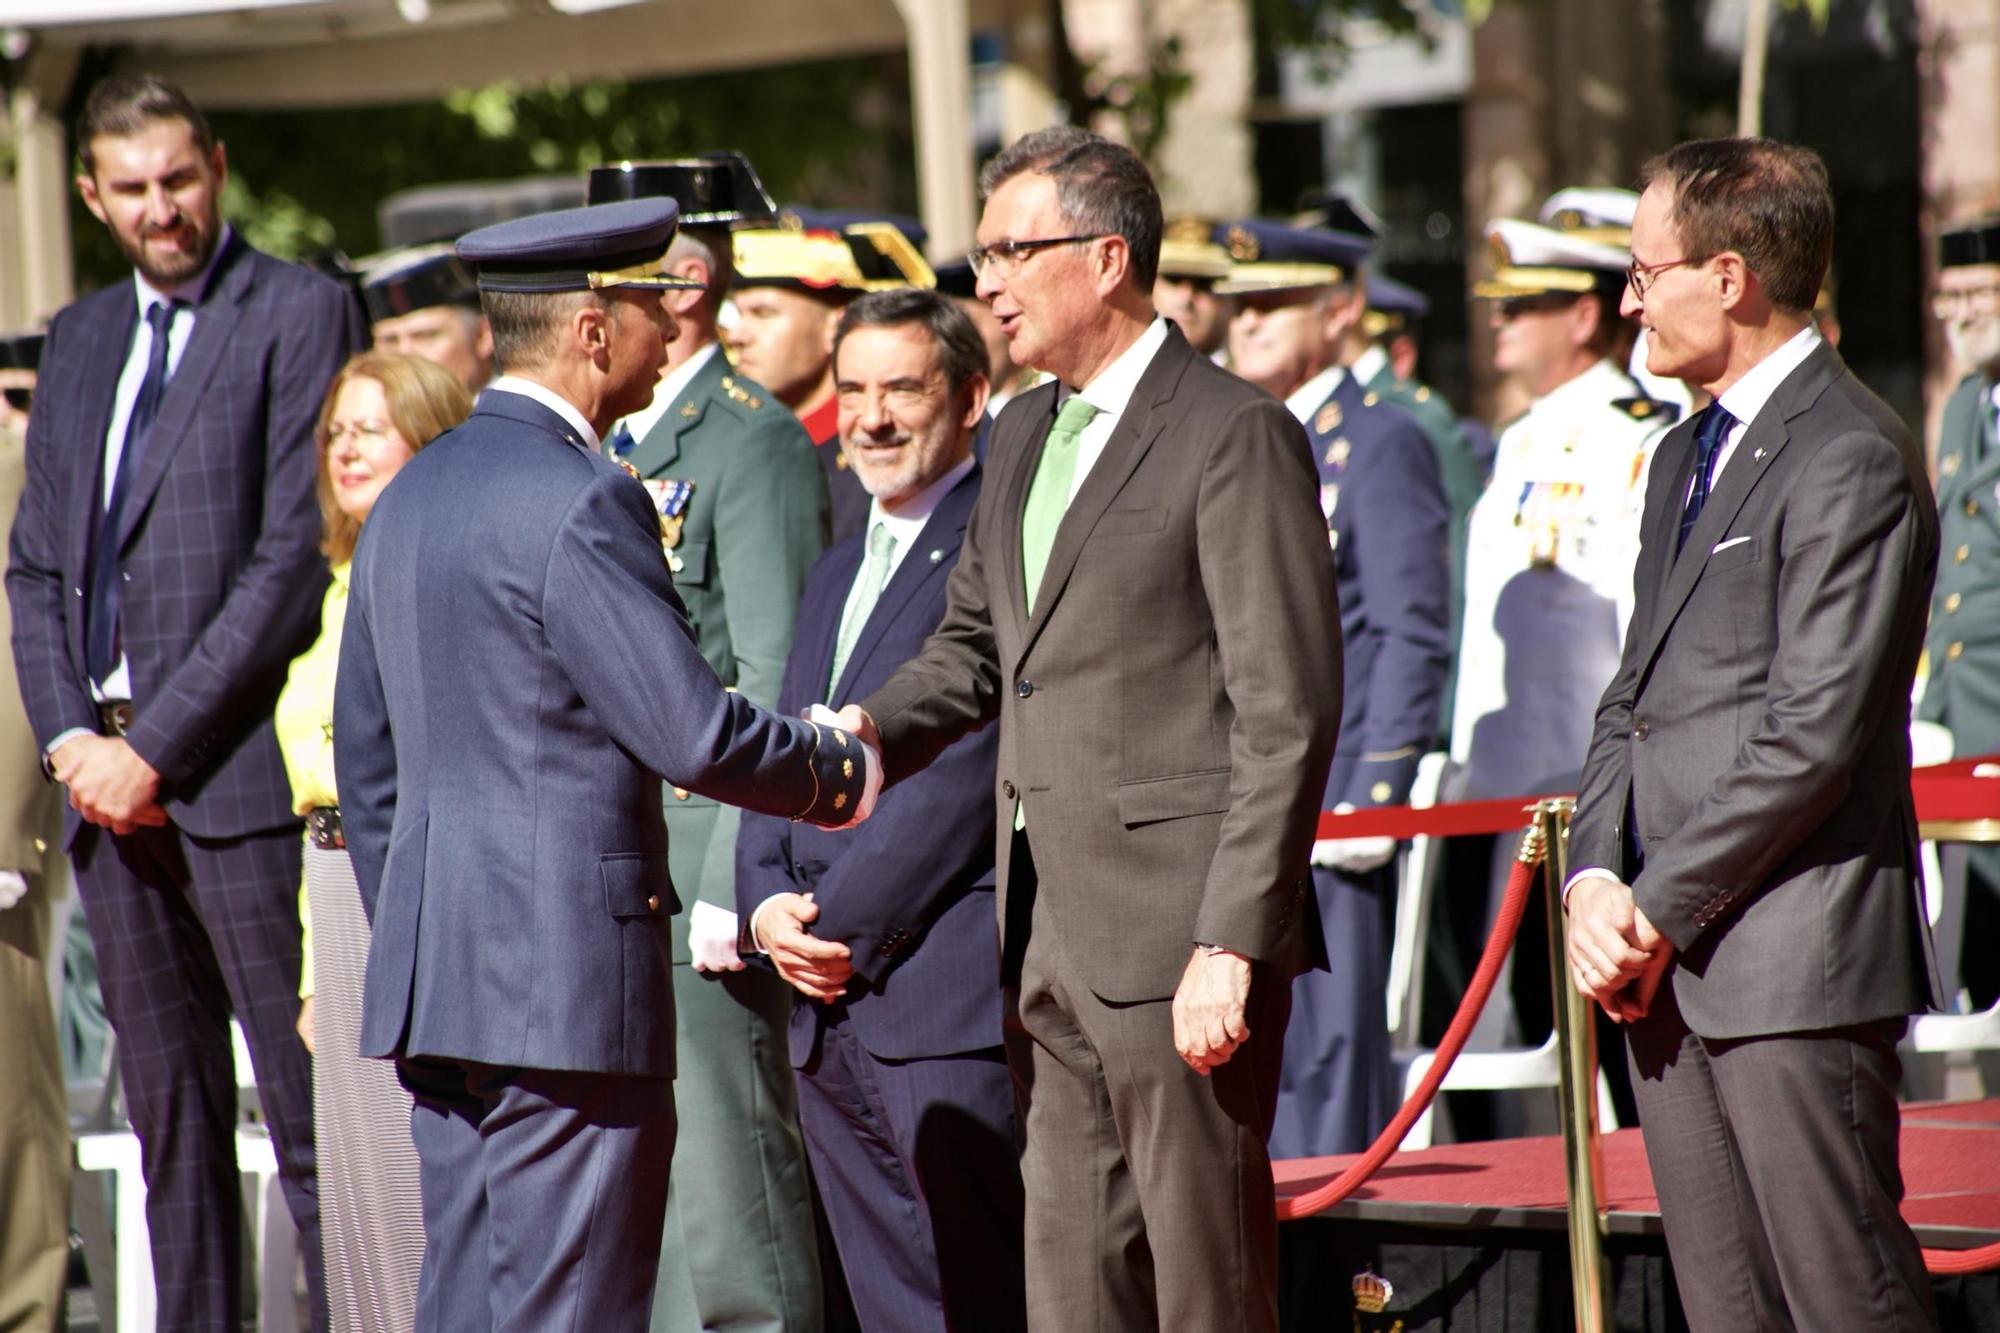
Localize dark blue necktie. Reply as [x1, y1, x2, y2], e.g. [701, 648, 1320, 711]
[87, 299, 179, 686]
[1676, 402, 1738, 555]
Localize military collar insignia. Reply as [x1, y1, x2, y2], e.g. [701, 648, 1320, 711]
[1315, 401, 1343, 435]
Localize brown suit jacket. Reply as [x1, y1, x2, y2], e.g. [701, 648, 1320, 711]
[0, 428, 58, 878]
[862, 324, 1342, 1002]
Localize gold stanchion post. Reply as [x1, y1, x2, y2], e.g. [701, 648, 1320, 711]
[1538, 797, 1613, 1332]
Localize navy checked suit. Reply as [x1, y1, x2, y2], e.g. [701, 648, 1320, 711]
[7, 231, 361, 1329]
[738, 464, 1024, 1333]
[1270, 373, 1451, 1159]
[334, 390, 867, 1329]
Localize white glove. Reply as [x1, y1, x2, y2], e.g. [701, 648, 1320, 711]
[1911, 720, 1955, 768]
[0, 870, 25, 911]
[1310, 803, 1397, 874]
[688, 900, 746, 973]
[807, 704, 883, 826]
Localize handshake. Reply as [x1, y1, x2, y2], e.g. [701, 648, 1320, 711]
[687, 703, 881, 981]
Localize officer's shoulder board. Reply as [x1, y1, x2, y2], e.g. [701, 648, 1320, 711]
[714, 374, 766, 415]
[1611, 395, 1680, 427]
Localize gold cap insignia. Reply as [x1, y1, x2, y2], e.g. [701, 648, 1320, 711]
[1487, 232, 1513, 270]
[1166, 215, 1214, 244]
[1225, 224, 1261, 262]
[1352, 1269, 1394, 1315]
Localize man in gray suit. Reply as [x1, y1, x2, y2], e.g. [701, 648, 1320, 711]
[334, 197, 874, 1329]
[838, 127, 1341, 1331]
[1566, 138, 1940, 1332]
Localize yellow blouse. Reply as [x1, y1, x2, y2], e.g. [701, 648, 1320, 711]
[276, 561, 349, 998]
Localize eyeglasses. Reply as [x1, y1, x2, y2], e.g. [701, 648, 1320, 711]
[1931, 286, 2000, 319]
[1626, 254, 1705, 300]
[966, 233, 1108, 278]
[326, 420, 395, 446]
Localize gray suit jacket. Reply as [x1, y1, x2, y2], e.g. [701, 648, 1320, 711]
[333, 391, 866, 1078]
[1569, 341, 1942, 1040]
[861, 324, 1342, 1002]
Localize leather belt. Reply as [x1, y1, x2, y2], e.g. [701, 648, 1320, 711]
[98, 701, 134, 736]
[306, 806, 344, 851]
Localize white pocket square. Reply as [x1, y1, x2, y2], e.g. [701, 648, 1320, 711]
[1711, 536, 1752, 554]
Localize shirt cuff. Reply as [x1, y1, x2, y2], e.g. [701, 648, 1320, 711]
[42, 727, 97, 778]
[1561, 866, 1619, 911]
[745, 895, 785, 955]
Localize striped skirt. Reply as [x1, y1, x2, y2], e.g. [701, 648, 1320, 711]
[306, 843, 423, 1333]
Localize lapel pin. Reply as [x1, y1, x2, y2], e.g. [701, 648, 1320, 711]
[1753, 446, 1766, 462]
[929, 548, 943, 563]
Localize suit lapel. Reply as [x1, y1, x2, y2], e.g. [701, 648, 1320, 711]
[997, 388, 1057, 635]
[67, 297, 140, 580]
[116, 234, 251, 550]
[832, 466, 978, 703]
[1634, 343, 1839, 675]
[1017, 329, 1189, 663]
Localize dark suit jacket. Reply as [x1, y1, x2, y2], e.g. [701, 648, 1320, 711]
[738, 464, 1002, 1064]
[622, 348, 827, 953]
[1569, 341, 1943, 1040]
[333, 391, 865, 1078]
[861, 323, 1342, 1002]
[1312, 373, 1450, 812]
[8, 234, 361, 843]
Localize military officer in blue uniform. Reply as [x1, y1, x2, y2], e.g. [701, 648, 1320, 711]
[1920, 213, 2000, 1075]
[587, 157, 843, 1333]
[334, 196, 876, 1328]
[728, 211, 934, 546]
[1219, 218, 1452, 1157]
[358, 242, 493, 392]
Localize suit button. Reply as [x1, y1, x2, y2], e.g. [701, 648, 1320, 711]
[1949, 641, 1965, 661]
[1001, 780, 1017, 800]
[1633, 720, 1650, 741]
[1968, 497, 1981, 518]
[673, 787, 690, 801]
[1957, 544, 1971, 564]
[1946, 592, 1962, 615]
[646, 895, 660, 912]
[1016, 680, 1034, 699]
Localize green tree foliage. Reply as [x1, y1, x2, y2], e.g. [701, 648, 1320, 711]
[70, 53, 910, 292]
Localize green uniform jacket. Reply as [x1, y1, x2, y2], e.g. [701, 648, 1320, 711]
[620, 349, 830, 956]
[1362, 363, 1480, 741]
[1920, 372, 2000, 756]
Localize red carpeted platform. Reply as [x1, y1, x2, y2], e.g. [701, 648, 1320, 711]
[1274, 1097, 2000, 1250]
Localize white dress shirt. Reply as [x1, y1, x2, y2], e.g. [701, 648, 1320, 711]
[1351, 343, 1391, 389]
[1284, 365, 1346, 425]
[482, 375, 601, 453]
[1062, 316, 1170, 503]
[848, 454, 977, 593]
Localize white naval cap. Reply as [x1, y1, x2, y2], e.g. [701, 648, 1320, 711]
[1538, 187, 1640, 243]
[1472, 216, 1630, 299]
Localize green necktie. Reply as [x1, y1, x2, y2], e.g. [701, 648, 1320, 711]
[1015, 394, 1099, 830]
[830, 521, 896, 693]
[1021, 394, 1101, 613]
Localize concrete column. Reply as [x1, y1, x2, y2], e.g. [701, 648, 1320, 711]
[1461, 0, 1669, 423]
[1917, 0, 2000, 454]
[895, 0, 978, 258]
[8, 47, 80, 328]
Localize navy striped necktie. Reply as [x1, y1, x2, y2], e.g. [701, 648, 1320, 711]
[87, 298, 181, 686]
[1676, 402, 1738, 555]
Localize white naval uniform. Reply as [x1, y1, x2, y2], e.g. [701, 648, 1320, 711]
[1449, 356, 1670, 800]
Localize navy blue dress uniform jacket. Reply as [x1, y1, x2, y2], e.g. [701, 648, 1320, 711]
[1311, 373, 1452, 813]
[738, 464, 1001, 1065]
[334, 390, 867, 1079]
[8, 232, 362, 841]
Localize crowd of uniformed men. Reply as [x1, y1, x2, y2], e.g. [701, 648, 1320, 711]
[0, 69, 1995, 1333]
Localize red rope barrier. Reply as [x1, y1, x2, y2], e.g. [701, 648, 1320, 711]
[1277, 836, 1541, 1221]
[1926, 1240, 2000, 1276]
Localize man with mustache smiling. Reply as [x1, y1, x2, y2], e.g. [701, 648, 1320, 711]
[7, 73, 362, 1330]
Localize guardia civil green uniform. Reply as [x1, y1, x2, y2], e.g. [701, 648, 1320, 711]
[592, 156, 834, 1333]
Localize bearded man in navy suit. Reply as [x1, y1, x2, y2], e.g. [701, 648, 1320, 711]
[8, 74, 362, 1329]
[739, 289, 1025, 1333]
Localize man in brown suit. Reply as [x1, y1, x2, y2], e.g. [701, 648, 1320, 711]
[836, 127, 1342, 1331]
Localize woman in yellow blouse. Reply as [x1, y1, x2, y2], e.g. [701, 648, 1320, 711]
[277, 352, 469, 1333]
